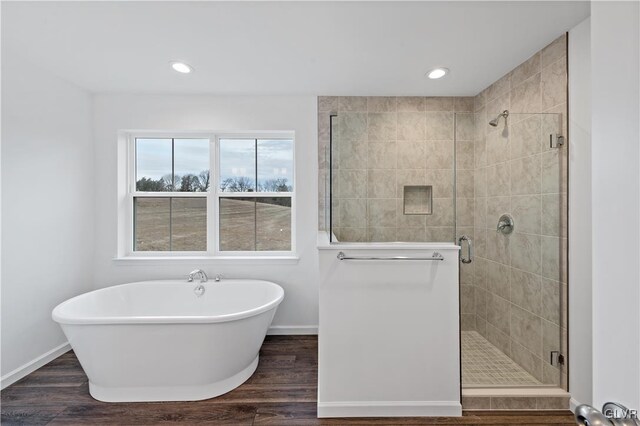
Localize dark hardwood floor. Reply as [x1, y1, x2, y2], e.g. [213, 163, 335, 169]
[1, 336, 575, 425]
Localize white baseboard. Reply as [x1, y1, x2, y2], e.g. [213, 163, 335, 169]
[317, 401, 462, 418]
[268, 325, 318, 335]
[1, 342, 71, 390]
[570, 397, 582, 413]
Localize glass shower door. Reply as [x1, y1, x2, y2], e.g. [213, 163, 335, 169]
[457, 111, 568, 389]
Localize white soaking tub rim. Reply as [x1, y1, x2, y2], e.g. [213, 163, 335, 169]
[52, 279, 284, 325]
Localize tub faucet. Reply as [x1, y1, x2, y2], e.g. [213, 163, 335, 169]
[187, 269, 208, 283]
[214, 274, 223, 282]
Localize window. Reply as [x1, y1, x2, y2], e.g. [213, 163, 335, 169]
[217, 138, 293, 252]
[127, 134, 294, 256]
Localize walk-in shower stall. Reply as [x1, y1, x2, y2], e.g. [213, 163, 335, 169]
[318, 34, 568, 398]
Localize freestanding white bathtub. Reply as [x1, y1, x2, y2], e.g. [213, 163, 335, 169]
[52, 279, 284, 402]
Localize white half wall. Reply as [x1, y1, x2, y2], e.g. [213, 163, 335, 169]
[568, 17, 592, 408]
[1, 51, 94, 387]
[591, 1, 640, 410]
[318, 242, 461, 417]
[91, 95, 319, 331]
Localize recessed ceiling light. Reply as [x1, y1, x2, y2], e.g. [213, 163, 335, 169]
[426, 67, 449, 79]
[170, 61, 193, 74]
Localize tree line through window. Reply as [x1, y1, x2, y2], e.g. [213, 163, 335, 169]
[136, 171, 210, 192]
[219, 177, 292, 193]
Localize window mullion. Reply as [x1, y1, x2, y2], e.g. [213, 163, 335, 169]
[169, 197, 173, 251]
[254, 138, 258, 250]
[170, 138, 175, 250]
[132, 197, 137, 252]
[254, 138, 258, 192]
[171, 138, 176, 190]
[211, 136, 218, 256]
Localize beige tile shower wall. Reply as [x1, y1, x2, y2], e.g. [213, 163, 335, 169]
[317, 96, 474, 244]
[472, 34, 568, 388]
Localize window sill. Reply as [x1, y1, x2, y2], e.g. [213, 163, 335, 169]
[112, 255, 300, 265]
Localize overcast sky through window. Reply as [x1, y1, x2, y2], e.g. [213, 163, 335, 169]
[136, 138, 293, 188]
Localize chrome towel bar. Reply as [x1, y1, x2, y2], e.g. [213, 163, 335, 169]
[336, 252, 444, 261]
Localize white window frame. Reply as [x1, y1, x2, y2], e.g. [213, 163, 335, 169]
[214, 133, 296, 256]
[123, 131, 296, 259]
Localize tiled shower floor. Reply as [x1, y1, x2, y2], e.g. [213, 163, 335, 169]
[462, 331, 541, 387]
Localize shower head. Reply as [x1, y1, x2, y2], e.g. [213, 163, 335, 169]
[489, 110, 509, 127]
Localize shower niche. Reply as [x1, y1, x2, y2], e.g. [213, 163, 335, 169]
[403, 185, 432, 215]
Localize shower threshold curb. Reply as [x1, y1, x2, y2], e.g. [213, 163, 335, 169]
[462, 387, 569, 397]
[462, 387, 571, 411]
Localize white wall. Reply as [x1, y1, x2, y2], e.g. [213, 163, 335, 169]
[591, 1, 640, 410]
[1, 51, 94, 386]
[568, 17, 592, 408]
[92, 95, 319, 332]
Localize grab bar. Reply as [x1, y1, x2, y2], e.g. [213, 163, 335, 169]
[458, 235, 473, 264]
[336, 252, 444, 261]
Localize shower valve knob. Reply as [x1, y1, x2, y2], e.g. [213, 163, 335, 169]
[496, 214, 514, 234]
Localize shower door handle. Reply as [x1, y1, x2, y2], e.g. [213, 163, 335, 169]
[459, 235, 472, 264]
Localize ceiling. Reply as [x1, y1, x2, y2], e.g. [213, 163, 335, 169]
[1, 1, 590, 96]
